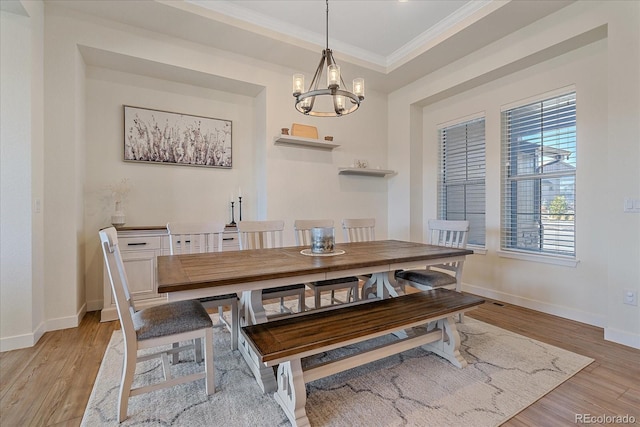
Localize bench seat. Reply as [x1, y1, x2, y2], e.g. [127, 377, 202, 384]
[242, 288, 484, 426]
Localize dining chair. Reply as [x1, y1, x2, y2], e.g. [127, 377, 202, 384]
[99, 227, 214, 423]
[341, 218, 380, 299]
[167, 222, 239, 350]
[237, 220, 306, 315]
[294, 219, 360, 309]
[342, 218, 376, 242]
[395, 219, 469, 320]
[395, 219, 469, 292]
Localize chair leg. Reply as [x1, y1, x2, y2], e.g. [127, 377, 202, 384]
[204, 327, 215, 395]
[215, 301, 238, 350]
[230, 301, 238, 350]
[118, 346, 137, 422]
[350, 284, 359, 302]
[172, 342, 179, 364]
[195, 338, 203, 362]
[314, 289, 322, 309]
[298, 290, 305, 312]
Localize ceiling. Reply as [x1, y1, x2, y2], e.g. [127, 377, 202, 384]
[48, 0, 575, 93]
[186, 0, 481, 68]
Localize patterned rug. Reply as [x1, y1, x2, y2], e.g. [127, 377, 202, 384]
[82, 306, 593, 426]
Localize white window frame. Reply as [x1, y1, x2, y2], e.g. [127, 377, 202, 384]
[437, 113, 486, 248]
[498, 88, 578, 267]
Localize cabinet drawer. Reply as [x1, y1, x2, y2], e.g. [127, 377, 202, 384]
[222, 232, 240, 251]
[119, 236, 162, 251]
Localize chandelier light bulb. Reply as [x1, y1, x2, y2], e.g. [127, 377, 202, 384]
[327, 64, 340, 89]
[335, 95, 346, 114]
[300, 97, 313, 112]
[353, 78, 365, 99]
[293, 74, 304, 96]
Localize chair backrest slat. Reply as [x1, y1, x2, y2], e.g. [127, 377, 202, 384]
[427, 219, 469, 249]
[342, 218, 376, 243]
[237, 220, 285, 250]
[167, 222, 226, 254]
[293, 219, 334, 246]
[99, 227, 136, 342]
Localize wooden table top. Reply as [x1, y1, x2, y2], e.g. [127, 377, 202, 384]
[157, 239, 473, 294]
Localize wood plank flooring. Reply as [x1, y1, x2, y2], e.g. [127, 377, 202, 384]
[1, 297, 638, 426]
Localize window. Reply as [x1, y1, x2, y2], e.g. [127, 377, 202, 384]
[501, 91, 576, 257]
[438, 117, 486, 246]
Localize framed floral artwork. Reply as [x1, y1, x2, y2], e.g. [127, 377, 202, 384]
[123, 105, 232, 168]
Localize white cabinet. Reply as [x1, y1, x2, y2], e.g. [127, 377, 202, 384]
[101, 227, 167, 322]
[101, 226, 240, 322]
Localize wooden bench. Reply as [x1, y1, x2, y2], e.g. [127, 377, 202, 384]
[242, 288, 485, 426]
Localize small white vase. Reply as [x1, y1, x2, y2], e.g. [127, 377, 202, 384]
[111, 201, 126, 227]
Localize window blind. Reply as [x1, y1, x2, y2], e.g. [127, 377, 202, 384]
[501, 92, 576, 256]
[438, 117, 486, 246]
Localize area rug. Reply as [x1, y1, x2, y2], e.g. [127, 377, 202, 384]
[82, 307, 593, 426]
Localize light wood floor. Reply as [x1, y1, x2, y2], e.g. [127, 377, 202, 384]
[1, 297, 639, 426]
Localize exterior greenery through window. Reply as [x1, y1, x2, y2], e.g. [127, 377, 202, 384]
[438, 118, 486, 246]
[501, 92, 576, 256]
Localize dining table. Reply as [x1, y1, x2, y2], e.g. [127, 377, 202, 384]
[157, 239, 474, 392]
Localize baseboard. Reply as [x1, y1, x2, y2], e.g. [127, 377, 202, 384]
[44, 302, 87, 333]
[1, 304, 89, 352]
[86, 298, 103, 312]
[463, 283, 606, 328]
[604, 327, 640, 349]
[0, 320, 46, 352]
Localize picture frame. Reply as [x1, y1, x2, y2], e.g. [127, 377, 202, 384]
[123, 105, 232, 168]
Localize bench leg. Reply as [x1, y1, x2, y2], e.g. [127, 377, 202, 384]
[238, 292, 276, 393]
[238, 332, 277, 393]
[273, 359, 310, 427]
[423, 316, 467, 368]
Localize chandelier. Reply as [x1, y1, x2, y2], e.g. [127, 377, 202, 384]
[292, 0, 364, 117]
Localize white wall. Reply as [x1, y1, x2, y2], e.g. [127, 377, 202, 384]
[3, 0, 637, 351]
[422, 40, 607, 324]
[39, 3, 388, 332]
[263, 77, 390, 244]
[389, 1, 640, 348]
[83, 68, 258, 308]
[0, 1, 45, 352]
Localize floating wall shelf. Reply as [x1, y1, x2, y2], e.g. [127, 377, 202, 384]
[274, 135, 339, 150]
[338, 167, 396, 177]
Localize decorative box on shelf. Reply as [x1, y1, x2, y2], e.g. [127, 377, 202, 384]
[338, 167, 396, 177]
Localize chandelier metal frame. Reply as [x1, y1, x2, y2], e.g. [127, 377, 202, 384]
[292, 0, 364, 117]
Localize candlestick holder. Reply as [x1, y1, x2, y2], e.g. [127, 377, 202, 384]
[238, 196, 243, 221]
[229, 201, 236, 226]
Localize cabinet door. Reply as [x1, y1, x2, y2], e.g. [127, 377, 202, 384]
[111, 235, 162, 303]
[102, 231, 166, 321]
[119, 249, 157, 300]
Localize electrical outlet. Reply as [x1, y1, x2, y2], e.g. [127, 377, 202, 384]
[623, 289, 638, 306]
